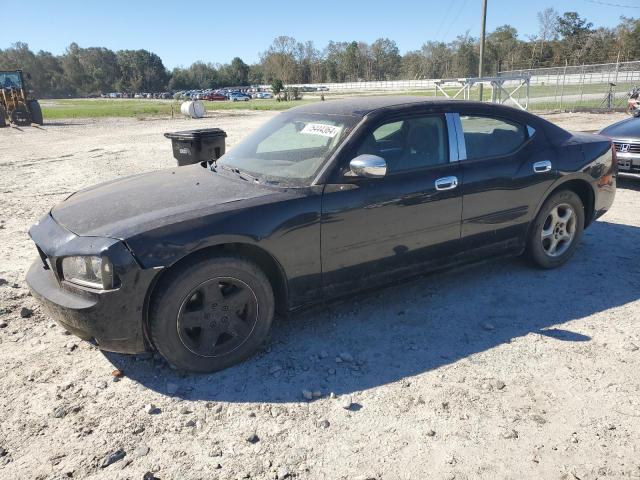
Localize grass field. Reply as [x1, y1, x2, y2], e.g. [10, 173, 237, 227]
[40, 98, 315, 119]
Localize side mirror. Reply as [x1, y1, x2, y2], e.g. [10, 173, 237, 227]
[349, 154, 387, 178]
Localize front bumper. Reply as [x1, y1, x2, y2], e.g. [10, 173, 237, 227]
[26, 214, 158, 354]
[616, 152, 640, 176]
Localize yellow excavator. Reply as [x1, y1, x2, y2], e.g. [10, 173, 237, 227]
[0, 70, 43, 127]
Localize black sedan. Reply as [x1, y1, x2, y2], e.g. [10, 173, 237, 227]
[600, 116, 640, 178]
[26, 97, 617, 372]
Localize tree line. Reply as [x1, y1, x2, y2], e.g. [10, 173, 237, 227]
[1, 10, 638, 98]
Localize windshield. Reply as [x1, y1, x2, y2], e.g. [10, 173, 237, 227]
[0, 72, 22, 89]
[218, 111, 360, 186]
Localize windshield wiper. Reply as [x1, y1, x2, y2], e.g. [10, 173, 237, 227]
[220, 164, 259, 183]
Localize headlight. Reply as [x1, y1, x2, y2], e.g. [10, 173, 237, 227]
[61, 256, 115, 289]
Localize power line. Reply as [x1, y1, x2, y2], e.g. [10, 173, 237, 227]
[442, 0, 470, 40]
[434, 0, 457, 40]
[584, 0, 640, 8]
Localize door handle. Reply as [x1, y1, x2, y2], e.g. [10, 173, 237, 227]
[435, 176, 458, 191]
[533, 160, 552, 173]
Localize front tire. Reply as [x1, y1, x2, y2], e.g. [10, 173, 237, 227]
[526, 190, 585, 269]
[27, 100, 43, 125]
[149, 254, 275, 372]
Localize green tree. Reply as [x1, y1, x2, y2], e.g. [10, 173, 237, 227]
[486, 25, 520, 73]
[115, 49, 168, 92]
[556, 11, 594, 64]
[371, 38, 401, 80]
[271, 78, 284, 96]
[261, 36, 300, 83]
[227, 57, 250, 85]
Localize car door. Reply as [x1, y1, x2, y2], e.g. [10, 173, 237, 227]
[320, 111, 464, 296]
[455, 111, 559, 255]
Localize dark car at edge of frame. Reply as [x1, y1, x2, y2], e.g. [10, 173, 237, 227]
[599, 116, 640, 178]
[26, 97, 617, 372]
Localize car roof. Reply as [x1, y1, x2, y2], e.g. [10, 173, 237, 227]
[288, 95, 573, 144]
[288, 95, 519, 117]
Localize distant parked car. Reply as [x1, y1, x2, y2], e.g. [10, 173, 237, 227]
[229, 93, 250, 102]
[600, 117, 640, 178]
[204, 93, 227, 101]
[316, 86, 329, 91]
[254, 92, 273, 99]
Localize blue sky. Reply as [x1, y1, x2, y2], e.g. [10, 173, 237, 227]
[1, 0, 638, 68]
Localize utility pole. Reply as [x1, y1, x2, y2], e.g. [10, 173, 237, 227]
[478, 0, 488, 101]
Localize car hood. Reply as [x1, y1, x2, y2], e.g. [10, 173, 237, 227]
[600, 117, 640, 139]
[51, 164, 277, 238]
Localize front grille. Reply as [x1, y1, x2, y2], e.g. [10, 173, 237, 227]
[613, 141, 640, 154]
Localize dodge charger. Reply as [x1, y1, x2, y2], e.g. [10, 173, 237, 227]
[26, 97, 617, 372]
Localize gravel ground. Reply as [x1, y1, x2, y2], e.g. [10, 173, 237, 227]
[0, 110, 639, 480]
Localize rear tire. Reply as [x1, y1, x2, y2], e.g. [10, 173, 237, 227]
[526, 190, 585, 269]
[149, 254, 275, 373]
[27, 100, 43, 125]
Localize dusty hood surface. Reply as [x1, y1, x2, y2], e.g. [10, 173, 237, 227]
[51, 164, 276, 238]
[600, 117, 640, 139]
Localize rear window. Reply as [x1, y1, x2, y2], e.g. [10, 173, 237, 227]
[460, 115, 527, 160]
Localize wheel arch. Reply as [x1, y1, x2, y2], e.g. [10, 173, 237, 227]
[141, 242, 289, 347]
[533, 176, 596, 228]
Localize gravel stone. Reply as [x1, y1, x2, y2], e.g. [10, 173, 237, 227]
[276, 466, 290, 479]
[340, 396, 353, 410]
[52, 406, 66, 418]
[20, 307, 33, 318]
[134, 445, 150, 458]
[100, 448, 126, 468]
[316, 419, 330, 429]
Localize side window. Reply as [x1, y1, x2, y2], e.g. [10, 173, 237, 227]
[460, 115, 527, 160]
[355, 115, 448, 174]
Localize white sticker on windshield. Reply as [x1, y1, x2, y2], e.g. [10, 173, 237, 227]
[300, 123, 342, 138]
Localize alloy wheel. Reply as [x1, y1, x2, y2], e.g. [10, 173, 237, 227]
[541, 203, 576, 258]
[177, 277, 258, 357]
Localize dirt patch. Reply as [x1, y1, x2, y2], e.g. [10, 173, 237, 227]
[0, 111, 639, 479]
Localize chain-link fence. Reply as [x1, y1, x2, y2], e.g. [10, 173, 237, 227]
[499, 61, 640, 112]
